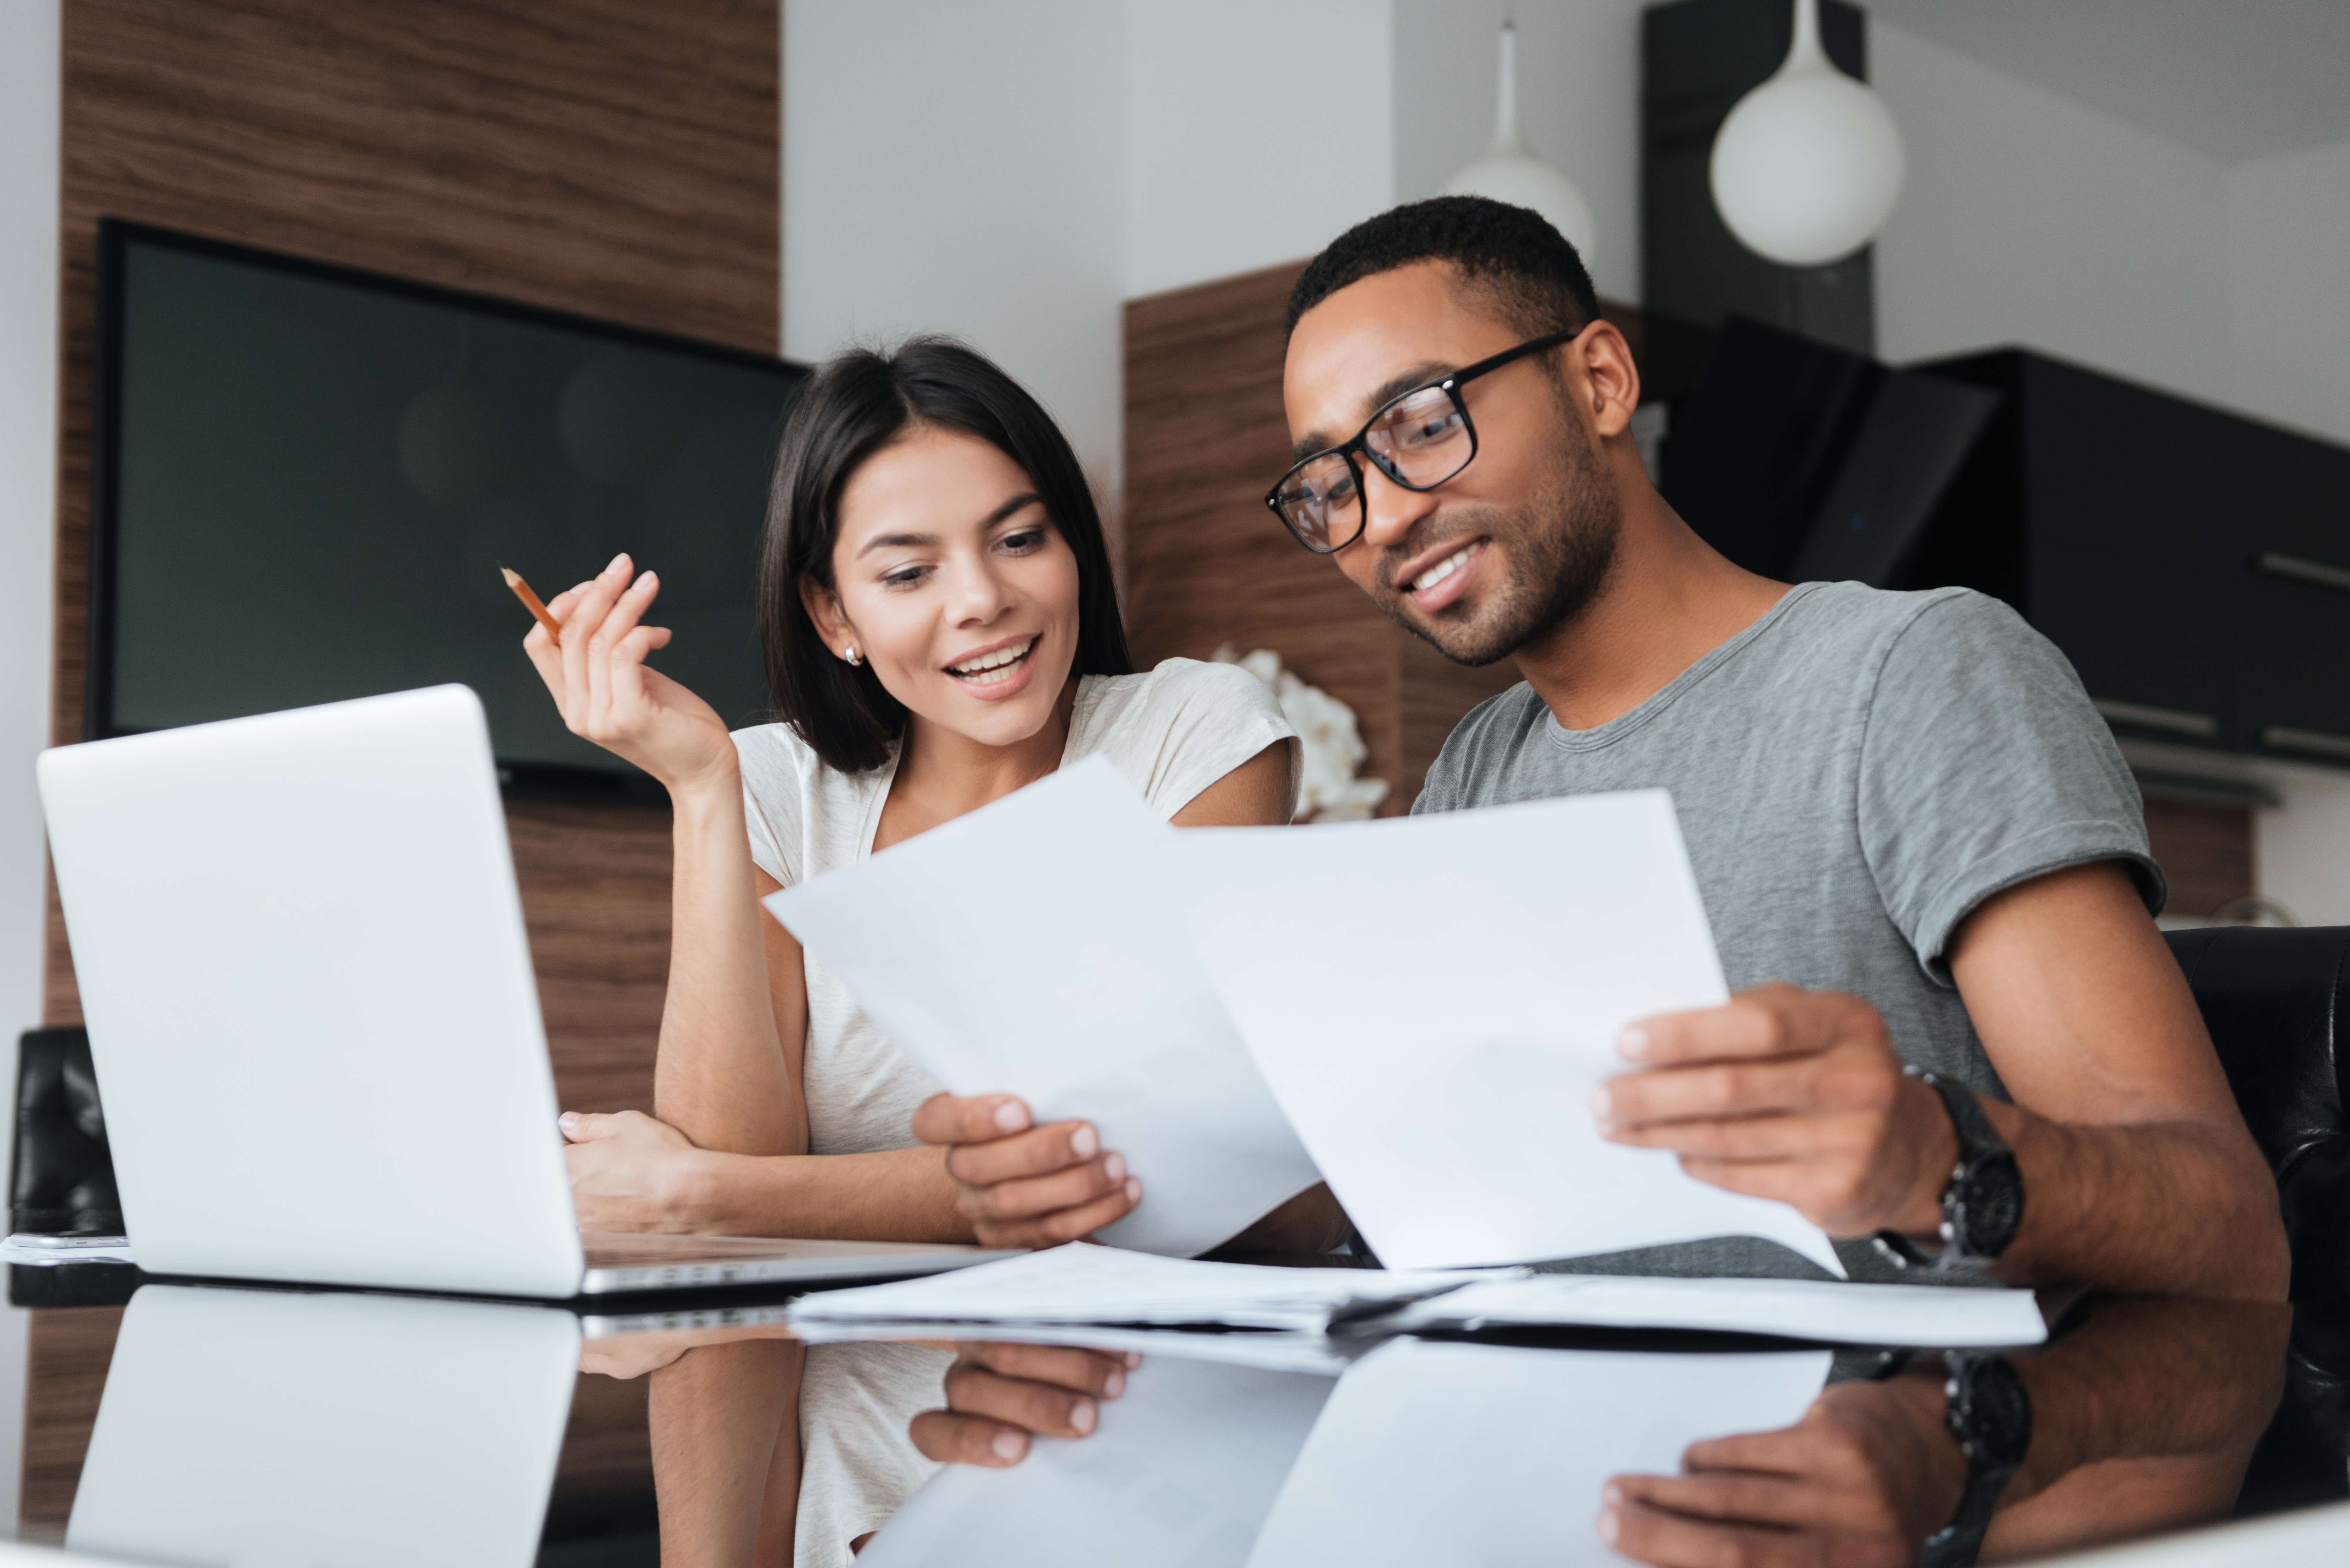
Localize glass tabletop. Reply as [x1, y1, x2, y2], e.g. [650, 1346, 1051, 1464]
[13, 1264, 2346, 1568]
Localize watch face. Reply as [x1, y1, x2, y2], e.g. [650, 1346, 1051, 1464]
[1959, 1152, 2024, 1257]
[1954, 1355, 2033, 1468]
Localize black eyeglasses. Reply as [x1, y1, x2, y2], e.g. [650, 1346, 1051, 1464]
[1264, 328, 1583, 554]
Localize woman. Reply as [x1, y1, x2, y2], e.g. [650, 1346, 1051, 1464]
[523, 338, 1327, 1564]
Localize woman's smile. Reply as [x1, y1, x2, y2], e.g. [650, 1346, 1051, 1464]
[943, 632, 1043, 699]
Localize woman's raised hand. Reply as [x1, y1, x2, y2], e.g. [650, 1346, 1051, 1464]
[522, 552, 735, 794]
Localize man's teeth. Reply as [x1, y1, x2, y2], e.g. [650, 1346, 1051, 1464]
[949, 638, 1035, 681]
[1413, 544, 1480, 593]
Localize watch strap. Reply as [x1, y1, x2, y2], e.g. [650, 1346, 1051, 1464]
[1922, 1351, 2032, 1568]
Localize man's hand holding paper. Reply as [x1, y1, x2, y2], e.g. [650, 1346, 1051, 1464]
[1171, 789, 1846, 1275]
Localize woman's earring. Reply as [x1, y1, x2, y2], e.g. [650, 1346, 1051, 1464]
[844, 645, 862, 667]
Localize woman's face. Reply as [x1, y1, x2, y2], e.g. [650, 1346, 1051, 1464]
[804, 425, 1084, 752]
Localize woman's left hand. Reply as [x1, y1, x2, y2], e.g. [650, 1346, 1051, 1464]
[911, 1093, 1142, 1247]
[560, 1109, 717, 1233]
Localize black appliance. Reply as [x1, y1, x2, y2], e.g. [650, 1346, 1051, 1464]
[1661, 316, 2001, 590]
[91, 220, 806, 796]
[1917, 349, 2350, 765]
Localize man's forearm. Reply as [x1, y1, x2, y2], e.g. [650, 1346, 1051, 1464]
[1982, 1294, 2289, 1558]
[1983, 1102, 2288, 1301]
[679, 1143, 975, 1244]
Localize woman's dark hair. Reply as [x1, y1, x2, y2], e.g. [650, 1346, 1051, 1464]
[759, 336, 1133, 773]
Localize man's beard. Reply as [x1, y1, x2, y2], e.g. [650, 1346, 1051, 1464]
[1373, 425, 1622, 668]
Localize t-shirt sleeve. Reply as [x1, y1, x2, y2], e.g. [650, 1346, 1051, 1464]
[1857, 591, 2163, 984]
[1104, 660, 1301, 821]
[731, 725, 806, 888]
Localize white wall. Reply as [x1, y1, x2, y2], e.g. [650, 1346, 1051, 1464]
[1392, 0, 1645, 303]
[1125, 0, 1394, 300]
[1872, 20, 2232, 397]
[782, 1, 1127, 494]
[0, 0, 59, 1535]
[2226, 136, 2350, 449]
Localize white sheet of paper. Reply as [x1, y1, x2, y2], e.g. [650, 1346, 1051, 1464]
[859, 1353, 1337, 1568]
[786, 1241, 1504, 1333]
[1247, 1339, 1831, 1567]
[1374, 1272, 2046, 1347]
[765, 758, 1321, 1257]
[1172, 790, 1844, 1275]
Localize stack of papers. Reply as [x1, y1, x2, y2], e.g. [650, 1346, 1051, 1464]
[1377, 1272, 2047, 1347]
[785, 1243, 1505, 1334]
[787, 1243, 2047, 1349]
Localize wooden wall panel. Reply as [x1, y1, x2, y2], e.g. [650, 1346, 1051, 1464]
[2143, 797, 2255, 919]
[17, 1306, 121, 1543]
[1121, 261, 1417, 805]
[35, 0, 778, 1535]
[46, 0, 778, 1074]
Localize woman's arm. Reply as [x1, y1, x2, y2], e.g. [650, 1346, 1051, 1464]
[652, 788, 804, 1158]
[561, 865, 977, 1239]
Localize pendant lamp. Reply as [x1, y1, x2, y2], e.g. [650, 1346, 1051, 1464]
[1440, 20, 1597, 259]
[1709, 0, 1904, 267]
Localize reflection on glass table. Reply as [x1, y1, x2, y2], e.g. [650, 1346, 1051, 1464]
[767, 1294, 2313, 1568]
[65, 1285, 579, 1567]
[20, 1280, 2350, 1568]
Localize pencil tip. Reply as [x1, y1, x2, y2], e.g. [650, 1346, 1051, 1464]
[499, 566, 520, 587]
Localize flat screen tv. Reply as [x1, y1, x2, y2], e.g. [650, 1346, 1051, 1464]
[91, 220, 806, 795]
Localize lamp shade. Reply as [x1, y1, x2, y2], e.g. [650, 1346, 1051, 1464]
[1709, 0, 1904, 267]
[1441, 21, 1597, 259]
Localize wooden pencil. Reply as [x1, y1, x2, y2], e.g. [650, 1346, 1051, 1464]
[500, 566, 563, 645]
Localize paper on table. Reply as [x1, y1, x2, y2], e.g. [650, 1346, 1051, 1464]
[765, 758, 1321, 1258]
[859, 1353, 1336, 1568]
[1172, 790, 1845, 1275]
[785, 1241, 1504, 1333]
[789, 1317, 1362, 1376]
[1372, 1272, 2046, 1347]
[1247, 1339, 1831, 1567]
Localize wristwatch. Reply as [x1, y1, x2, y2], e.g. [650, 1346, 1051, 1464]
[1872, 1068, 2024, 1276]
[1921, 1350, 2033, 1568]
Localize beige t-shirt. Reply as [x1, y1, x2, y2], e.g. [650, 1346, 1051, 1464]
[730, 656, 1298, 1568]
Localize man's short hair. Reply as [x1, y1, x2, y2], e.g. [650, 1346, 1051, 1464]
[1285, 195, 1600, 343]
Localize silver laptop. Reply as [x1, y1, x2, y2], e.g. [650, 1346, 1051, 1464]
[38, 684, 1015, 1298]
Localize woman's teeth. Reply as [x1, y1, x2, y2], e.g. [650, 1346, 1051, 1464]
[948, 637, 1036, 684]
[1413, 543, 1481, 593]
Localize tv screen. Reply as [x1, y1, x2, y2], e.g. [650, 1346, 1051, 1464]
[91, 220, 805, 793]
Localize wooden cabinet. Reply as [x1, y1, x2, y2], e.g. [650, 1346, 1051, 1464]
[1916, 350, 2350, 766]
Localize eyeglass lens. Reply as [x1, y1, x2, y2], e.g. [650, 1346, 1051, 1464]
[1274, 385, 1475, 549]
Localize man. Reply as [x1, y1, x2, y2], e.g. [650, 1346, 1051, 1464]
[914, 195, 2282, 1302]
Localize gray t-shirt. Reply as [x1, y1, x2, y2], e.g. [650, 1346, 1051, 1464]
[1414, 581, 2162, 1281]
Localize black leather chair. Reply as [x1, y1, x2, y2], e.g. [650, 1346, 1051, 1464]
[2165, 927, 2350, 1513]
[11, 1026, 122, 1238]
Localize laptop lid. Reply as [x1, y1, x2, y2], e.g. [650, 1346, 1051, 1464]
[39, 685, 584, 1297]
[68, 1284, 579, 1567]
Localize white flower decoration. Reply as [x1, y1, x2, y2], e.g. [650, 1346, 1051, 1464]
[1212, 645, 1391, 824]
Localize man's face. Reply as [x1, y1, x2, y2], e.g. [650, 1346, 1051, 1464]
[1281, 261, 1621, 666]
